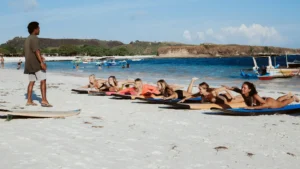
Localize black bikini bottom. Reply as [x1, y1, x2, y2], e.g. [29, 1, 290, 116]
[175, 90, 184, 99]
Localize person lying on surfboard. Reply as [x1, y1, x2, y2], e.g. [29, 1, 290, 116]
[82, 75, 134, 92]
[81, 74, 99, 89]
[93, 76, 134, 92]
[178, 81, 235, 104]
[151, 78, 198, 100]
[223, 81, 299, 109]
[117, 78, 159, 98]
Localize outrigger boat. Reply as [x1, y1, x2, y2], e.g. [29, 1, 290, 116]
[241, 54, 300, 80]
[71, 56, 83, 64]
[95, 57, 127, 66]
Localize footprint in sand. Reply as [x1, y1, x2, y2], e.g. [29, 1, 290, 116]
[12, 106, 24, 109]
[287, 152, 296, 157]
[92, 126, 104, 128]
[91, 116, 102, 120]
[246, 152, 255, 157]
[214, 146, 228, 152]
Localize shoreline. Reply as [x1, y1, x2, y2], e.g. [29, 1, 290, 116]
[2, 55, 156, 62]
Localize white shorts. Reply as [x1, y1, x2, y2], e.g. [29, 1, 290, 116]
[28, 70, 46, 82]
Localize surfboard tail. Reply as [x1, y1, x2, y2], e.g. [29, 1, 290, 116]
[170, 103, 191, 109]
[71, 89, 89, 94]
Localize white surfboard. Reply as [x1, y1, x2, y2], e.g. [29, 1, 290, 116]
[0, 109, 81, 118]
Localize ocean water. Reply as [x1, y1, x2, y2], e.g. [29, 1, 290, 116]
[3, 56, 300, 92]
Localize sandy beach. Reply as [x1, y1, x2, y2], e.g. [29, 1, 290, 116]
[1, 68, 300, 169]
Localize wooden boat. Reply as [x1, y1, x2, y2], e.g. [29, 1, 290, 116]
[242, 55, 300, 80]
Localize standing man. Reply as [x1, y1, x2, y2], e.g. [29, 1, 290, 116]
[24, 21, 52, 107]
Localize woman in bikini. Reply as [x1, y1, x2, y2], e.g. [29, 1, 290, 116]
[117, 78, 160, 99]
[152, 78, 198, 100]
[94, 76, 134, 92]
[82, 74, 97, 88]
[178, 82, 235, 104]
[82, 75, 133, 91]
[223, 81, 299, 109]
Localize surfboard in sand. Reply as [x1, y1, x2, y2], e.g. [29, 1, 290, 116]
[168, 102, 246, 110]
[71, 89, 93, 94]
[111, 93, 150, 100]
[142, 97, 202, 104]
[212, 104, 300, 116]
[88, 91, 116, 96]
[111, 93, 134, 99]
[0, 109, 81, 118]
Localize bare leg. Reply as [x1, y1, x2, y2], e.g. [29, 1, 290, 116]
[249, 104, 270, 109]
[40, 79, 52, 106]
[273, 97, 295, 108]
[187, 77, 198, 93]
[293, 95, 299, 102]
[26, 81, 37, 106]
[252, 97, 295, 109]
[276, 92, 292, 102]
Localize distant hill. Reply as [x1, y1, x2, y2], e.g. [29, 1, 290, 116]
[157, 44, 300, 57]
[3, 37, 124, 49]
[1, 37, 299, 57]
[0, 37, 183, 56]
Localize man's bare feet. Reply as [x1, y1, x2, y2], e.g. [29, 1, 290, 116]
[26, 102, 38, 106]
[192, 77, 199, 80]
[288, 92, 292, 97]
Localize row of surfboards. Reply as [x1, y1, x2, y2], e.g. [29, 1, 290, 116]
[71, 89, 300, 116]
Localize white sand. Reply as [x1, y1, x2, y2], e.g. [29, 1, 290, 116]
[1, 69, 300, 169]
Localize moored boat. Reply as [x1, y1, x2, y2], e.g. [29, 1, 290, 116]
[241, 55, 300, 80]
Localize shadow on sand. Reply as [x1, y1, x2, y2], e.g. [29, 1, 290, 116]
[24, 91, 42, 103]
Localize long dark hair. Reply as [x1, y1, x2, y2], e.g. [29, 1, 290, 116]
[108, 76, 118, 87]
[199, 82, 214, 92]
[199, 82, 209, 89]
[243, 81, 258, 96]
[157, 79, 174, 97]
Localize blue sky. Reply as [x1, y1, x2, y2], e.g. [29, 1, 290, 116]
[1, 0, 300, 48]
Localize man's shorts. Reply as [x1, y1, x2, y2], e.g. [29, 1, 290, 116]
[28, 70, 46, 82]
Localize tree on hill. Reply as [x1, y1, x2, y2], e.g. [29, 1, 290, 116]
[58, 45, 79, 56]
[113, 47, 130, 56]
[0, 48, 10, 55]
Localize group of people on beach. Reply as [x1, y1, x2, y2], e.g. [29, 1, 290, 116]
[15, 20, 300, 109]
[83, 74, 299, 109]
